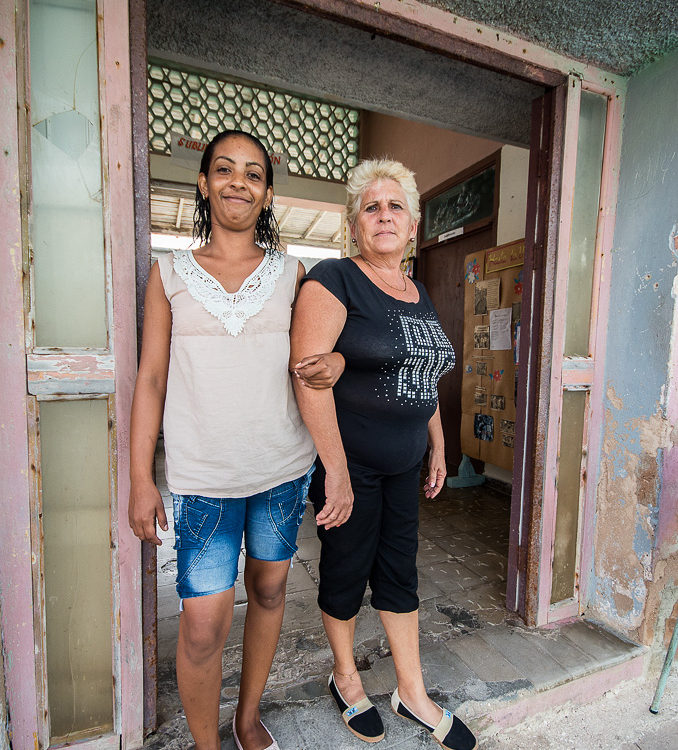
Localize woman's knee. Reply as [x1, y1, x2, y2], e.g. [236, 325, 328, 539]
[180, 610, 229, 661]
[245, 570, 287, 610]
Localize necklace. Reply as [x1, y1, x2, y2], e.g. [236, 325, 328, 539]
[359, 255, 407, 292]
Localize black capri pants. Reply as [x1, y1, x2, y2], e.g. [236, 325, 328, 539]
[309, 456, 421, 621]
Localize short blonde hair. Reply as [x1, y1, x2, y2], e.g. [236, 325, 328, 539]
[345, 158, 421, 225]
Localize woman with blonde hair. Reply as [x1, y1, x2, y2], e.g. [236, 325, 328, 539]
[291, 159, 477, 750]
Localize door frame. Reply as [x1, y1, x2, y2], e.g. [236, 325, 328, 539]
[117, 0, 629, 732]
[1, 0, 142, 747]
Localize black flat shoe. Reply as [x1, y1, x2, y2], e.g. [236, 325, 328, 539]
[391, 687, 477, 750]
[328, 672, 385, 743]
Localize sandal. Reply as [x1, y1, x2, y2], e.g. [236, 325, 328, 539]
[391, 687, 477, 750]
[328, 672, 385, 743]
[232, 714, 280, 750]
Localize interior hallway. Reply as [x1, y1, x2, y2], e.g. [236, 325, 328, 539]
[148, 444, 643, 749]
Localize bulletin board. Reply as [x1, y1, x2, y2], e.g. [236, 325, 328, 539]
[460, 239, 525, 472]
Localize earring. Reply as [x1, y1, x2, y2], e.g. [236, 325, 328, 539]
[409, 237, 415, 242]
[351, 238, 357, 245]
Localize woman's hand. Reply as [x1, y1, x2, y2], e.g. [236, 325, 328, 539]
[292, 352, 345, 389]
[129, 479, 168, 545]
[315, 468, 354, 529]
[424, 449, 446, 500]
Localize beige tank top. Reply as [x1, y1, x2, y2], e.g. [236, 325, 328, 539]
[157, 249, 316, 498]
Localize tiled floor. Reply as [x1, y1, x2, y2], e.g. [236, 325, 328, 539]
[148, 444, 644, 749]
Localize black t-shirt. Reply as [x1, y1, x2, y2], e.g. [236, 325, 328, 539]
[302, 258, 455, 474]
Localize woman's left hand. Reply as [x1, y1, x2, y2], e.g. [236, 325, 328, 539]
[424, 449, 446, 499]
[293, 352, 345, 389]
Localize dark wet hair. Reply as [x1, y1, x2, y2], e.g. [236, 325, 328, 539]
[193, 130, 280, 251]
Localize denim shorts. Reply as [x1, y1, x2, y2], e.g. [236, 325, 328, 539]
[172, 466, 314, 601]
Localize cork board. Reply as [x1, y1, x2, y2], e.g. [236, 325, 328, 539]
[460, 240, 524, 472]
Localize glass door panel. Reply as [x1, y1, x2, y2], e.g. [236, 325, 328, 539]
[30, 0, 107, 348]
[40, 399, 113, 742]
[563, 91, 607, 357]
[551, 390, 588, 603]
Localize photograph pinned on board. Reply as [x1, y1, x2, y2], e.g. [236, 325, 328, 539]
[502, 433, 515, 448]
[474, 279, 500, 315]
[476, 360, 489, 376]
[474, 387, 488, 406]
[474, 413, 494, 442]
[490, 395, 505, 411]
[500, 419, 515, 436]
[474, 325, 490, 350]
[474, 284, 488, 315]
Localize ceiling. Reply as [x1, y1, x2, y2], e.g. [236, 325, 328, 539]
[421, 0, 678, 75]
[150, 183, 343, 250]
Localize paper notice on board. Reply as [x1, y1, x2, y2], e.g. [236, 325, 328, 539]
[490, 307, 512, 350]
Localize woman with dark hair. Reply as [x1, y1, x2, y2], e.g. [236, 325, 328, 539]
[128, 130, 344, 750]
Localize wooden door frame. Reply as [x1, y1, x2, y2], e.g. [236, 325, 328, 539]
[1, 0, 143, 747]
[506, 84, 566, 621]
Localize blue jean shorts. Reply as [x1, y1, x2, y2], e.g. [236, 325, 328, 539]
[172, 466, 314, 601]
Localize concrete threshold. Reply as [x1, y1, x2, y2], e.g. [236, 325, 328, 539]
[466, 621, 649, 737]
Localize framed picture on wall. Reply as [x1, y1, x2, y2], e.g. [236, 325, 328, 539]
[418, 153, 500, 251]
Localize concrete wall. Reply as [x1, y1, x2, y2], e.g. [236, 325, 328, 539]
[590, 49, 678, 648]
[146, 0, 542, 147]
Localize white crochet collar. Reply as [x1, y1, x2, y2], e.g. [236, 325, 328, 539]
[173, 249, 285, 336]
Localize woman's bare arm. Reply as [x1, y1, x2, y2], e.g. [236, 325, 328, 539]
[425, 404, 446, 499]
[290, 280, 353, 529]
[128, 262, 171, 545]
[292, 260, 345, 389]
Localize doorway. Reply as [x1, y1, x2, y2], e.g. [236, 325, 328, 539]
[131, 0, 599, 740]
[140, 59, 534, 733]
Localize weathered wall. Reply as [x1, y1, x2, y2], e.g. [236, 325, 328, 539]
[590, 48, 678, 648]
[146, 0, 542, 146]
